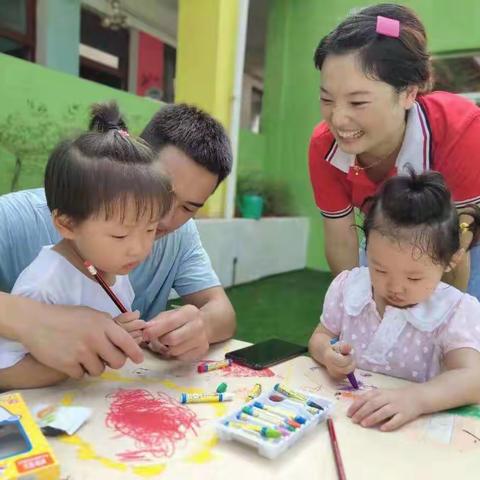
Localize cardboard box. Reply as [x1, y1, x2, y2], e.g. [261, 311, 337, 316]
[0, 392, 59, 479]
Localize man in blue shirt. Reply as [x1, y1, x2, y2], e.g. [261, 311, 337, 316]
[0, 103, 236, 378]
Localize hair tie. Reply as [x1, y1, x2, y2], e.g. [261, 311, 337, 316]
[460, 222, 470, 234]
[376, 15, 400, 38]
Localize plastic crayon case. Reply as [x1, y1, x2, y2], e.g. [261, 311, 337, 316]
[216, 386, 333, 459]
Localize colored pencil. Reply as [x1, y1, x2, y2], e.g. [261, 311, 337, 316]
[84, 261, 127, 314]
[327, 417, 346, 480]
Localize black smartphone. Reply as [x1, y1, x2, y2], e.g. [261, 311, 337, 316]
[225, 338, 308, 370]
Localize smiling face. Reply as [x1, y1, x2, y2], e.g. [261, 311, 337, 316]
[367, 230, 447, 309]
[320, 52, 417, 158]
[154, 145, 219, 236]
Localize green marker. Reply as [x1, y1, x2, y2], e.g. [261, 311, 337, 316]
[226, 421, 281, 439]
[216, 382, 228, 393]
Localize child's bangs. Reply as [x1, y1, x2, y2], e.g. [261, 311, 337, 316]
[86, 161, 172, 224]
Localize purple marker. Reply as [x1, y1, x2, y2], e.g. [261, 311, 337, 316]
[330, 338, 359, 390]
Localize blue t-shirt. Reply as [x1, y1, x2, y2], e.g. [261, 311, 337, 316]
[0, 189, 220, 319]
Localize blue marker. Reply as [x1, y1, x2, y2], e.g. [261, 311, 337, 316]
[253, 401, 306, 424]
[330, 337, 359, 390]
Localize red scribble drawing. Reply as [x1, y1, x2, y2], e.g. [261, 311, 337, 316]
[105, 389, 200, 460]
[222, 362, 275, 377]
[198, 360, 275, 377]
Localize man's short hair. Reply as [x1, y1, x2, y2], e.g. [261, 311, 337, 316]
[141, 103, 233, 184]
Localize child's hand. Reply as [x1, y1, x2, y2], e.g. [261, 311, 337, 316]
[347, 387, 423, 431]
[323, 342, 356, 379]
[114, 311, 146, 345]
[147, 337, 171, 357]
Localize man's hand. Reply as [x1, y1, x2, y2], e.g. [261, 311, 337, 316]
[16, 302, 144, 379]
[143, 304, 209, 361]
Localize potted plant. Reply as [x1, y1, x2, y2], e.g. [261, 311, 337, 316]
[236, 171, 295, 219]
[236, 170, 265, 219]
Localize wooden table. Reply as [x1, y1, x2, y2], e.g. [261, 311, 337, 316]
[19, 339, 480, 479]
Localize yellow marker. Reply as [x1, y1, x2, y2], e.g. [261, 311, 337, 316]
[245, 383, 262, 402]
[274, 383, 307, 401]
[180, 393, 233, 404]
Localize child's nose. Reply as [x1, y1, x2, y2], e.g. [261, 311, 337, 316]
[387, 279, 404, 294]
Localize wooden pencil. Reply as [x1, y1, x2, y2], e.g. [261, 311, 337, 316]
[84, 261, 127, 314]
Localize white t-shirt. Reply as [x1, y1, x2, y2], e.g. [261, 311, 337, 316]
[0, 245, 134, 369]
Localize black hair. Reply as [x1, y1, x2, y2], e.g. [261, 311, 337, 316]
[314, 3, 432, 93]
[363, 169, 480, 266]
[45, 101, 172, 223]
[140, 103, 233, 185]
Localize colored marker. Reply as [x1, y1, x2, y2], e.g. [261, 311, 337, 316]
[197, 359, 232, 373]
[274, 383, 307, 402]
[253, 401, 306, 424]
[216, 382, 228, 393]
[248, 404, 301, 429]
[226, 420, 281, 439]
[180, 393, 233, 404]
[273, 384, 324, 412]
[236, 412, 290, 437]
[306, 400, 324, 411]
[245, 383, 262, 402]
[269, 394, 321, 415]
[243, 406, 297, 430]
[330, 338, 359, 390]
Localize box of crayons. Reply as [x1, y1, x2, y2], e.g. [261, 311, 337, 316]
[216, 383, 333, 459]
[0, 392, 60, 479]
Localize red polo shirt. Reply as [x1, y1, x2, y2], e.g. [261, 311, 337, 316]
[309, 91, 480, 218]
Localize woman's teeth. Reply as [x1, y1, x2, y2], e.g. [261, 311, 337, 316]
[337, 130, 363, 139]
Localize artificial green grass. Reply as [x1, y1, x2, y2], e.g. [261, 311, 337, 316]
[226, 269, 333, 346]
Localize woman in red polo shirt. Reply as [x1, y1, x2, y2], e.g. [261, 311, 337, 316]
[309, 3, 480, 297]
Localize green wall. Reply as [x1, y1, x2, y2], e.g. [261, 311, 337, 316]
[0, 54, 163, 195]
[237, 129, 266, 175]
[261, 0, 480, 271]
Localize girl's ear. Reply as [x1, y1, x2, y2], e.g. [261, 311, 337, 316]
[52, 210, 76, 240]
[445, 248, 465, 272]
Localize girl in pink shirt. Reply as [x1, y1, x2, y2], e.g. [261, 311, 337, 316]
[309, 170, 480, 431]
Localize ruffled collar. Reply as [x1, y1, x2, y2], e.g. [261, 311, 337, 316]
[343, 267, 462, 332]
[343, 267, 463, 366]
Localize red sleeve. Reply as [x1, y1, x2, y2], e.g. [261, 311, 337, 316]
[420, 92, 480, 207]
[308, 125, 353, 218]
[435, 115, 480, 207]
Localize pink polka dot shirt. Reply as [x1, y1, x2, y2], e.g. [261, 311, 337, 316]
[321, 267, 480, 382]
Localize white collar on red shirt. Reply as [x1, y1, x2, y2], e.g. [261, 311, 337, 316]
[325, 101, 432, 174]
[343, 267, 463, 365]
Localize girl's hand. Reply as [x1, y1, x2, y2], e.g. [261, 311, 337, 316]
[323, 342, 356, 379]
[114, 311, 146, 345]
[347, 387, 423, 431]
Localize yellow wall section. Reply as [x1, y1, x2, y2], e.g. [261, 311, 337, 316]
[175, 0, 239, 217]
